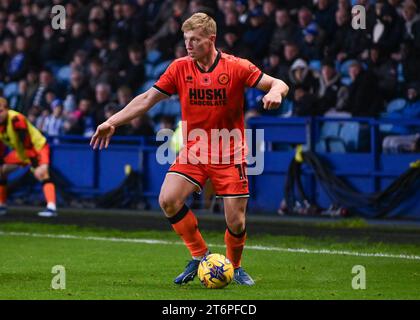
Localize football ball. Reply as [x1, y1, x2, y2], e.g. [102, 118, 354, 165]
[198, 253, 234, 289]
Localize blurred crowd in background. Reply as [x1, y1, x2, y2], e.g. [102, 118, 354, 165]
[0, 0, 419, 148]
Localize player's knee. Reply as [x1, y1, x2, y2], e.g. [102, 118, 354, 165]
[34, 170, 49, 181]
[159, 193, 184, 216]
[226, 216, 246, 234]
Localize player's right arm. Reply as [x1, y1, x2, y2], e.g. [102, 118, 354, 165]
[90, 87, 168, 150]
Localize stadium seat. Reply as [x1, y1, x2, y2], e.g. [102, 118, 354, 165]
[152, 60, 172, 79]
[379, 99, 407, 133]
[316, 121, 342, 152]
[339, 60, 354, 77]
[146, 50, 162, 64]
[56, 65, 72, 84]
[3, 82, 18, 98]
[245, 87, 264, 110]
[320, 121, 341, 138]
[145, 63, 154, 79]
[309, 60, 322, 72]
[386, 98, 407, 113]
[46, 61, 64, 77]
[328, 139, 346, 153]
[339, 122, 360, 151]
[279, 99, 293, 117]
[137, 79, 156, 95]
[147, 96, 181, 120]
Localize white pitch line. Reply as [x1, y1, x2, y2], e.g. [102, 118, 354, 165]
[1, 231, 420, 261]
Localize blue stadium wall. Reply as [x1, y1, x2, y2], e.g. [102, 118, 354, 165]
[9, 117, 420, 219]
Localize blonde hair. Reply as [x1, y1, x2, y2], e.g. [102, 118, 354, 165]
[181, 13, 217, 36]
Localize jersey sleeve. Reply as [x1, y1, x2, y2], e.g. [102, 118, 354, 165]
[236, 58, 264, 88]
[153, 61, 179, 96]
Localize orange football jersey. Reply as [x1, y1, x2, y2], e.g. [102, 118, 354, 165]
[154, 51, 263, 164]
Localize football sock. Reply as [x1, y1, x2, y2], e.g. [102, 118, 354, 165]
[42, 179, 56, 207]
[225, 227, 246, 269]
[168, 204, 208, 258]
[0, 179, 7, 205]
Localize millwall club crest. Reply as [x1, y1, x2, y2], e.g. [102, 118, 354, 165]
[218, 73, 230, 85]
[200, 75, 212, 86]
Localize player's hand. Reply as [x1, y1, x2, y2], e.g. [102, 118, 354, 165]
[262, 92, 282, 110]
[90, 122, 115, 150]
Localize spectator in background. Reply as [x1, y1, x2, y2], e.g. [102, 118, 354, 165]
[69, 50, 88, 75]
[87, 32, 108, 61]
[263, 51, 282, 79]
[0, 11, 12, 42]
[336, 7, 371, 62]
[314, 0, 336, 42]
[117, 0, 148, 46]
[355, 0, 377, 34]
[65, 69, 92, 109]
[401, 0, 420, 41]
[35, 107, 50, 132]
[122, 114, 155, 136]
[6, 35, 32, 82]
[39, 23, 66, 65]
[93, 82, 112, 124]
[292, 84, 320, 116]
[288, 58, 319, 96]
[87, 18, 102, 38]
[262, 0, 277, 27]
[372, 2, 404, 56]
[66, 98, 95, 137]
[155, 16, 183, 60]
[383, 82, 420, 135]
[297, 6, 317, 35]
[8, 79, 29, 114]
[300, 23, 323, 60]
[119, 44, 145, 91]
[343, 60, 381, 117]
[66, 21, 89, 61]
[382, 81, 420, 153]
[219, 26, 252, 59]
[116, 86, 133, 109]
[235, 0, 249, 25]
[30, 68, 59, 110]
[364, 44, 398, 101]
[317, 58, 342, 114]
[104, 36, 127, 74]
[269, 9, 301, 54]
[242, 6, 272, 60]
[325, 8, 352, 59]
[42, 99, 65, 137]
[88, 57, 112, 91]
[104, 102, 119, 120]
[277, 41, 301, 83]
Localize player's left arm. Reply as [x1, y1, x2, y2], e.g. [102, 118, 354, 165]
[255, 74, 289, 110]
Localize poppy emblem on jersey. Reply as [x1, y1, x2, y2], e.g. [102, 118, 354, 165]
[186, 75, 193, 83]
[249, 64, 257, 72]
[200, 75, 212, 86]
[218, 73, 230, 85]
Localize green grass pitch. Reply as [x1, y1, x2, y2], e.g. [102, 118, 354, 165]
[0, 222, 419, 300]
